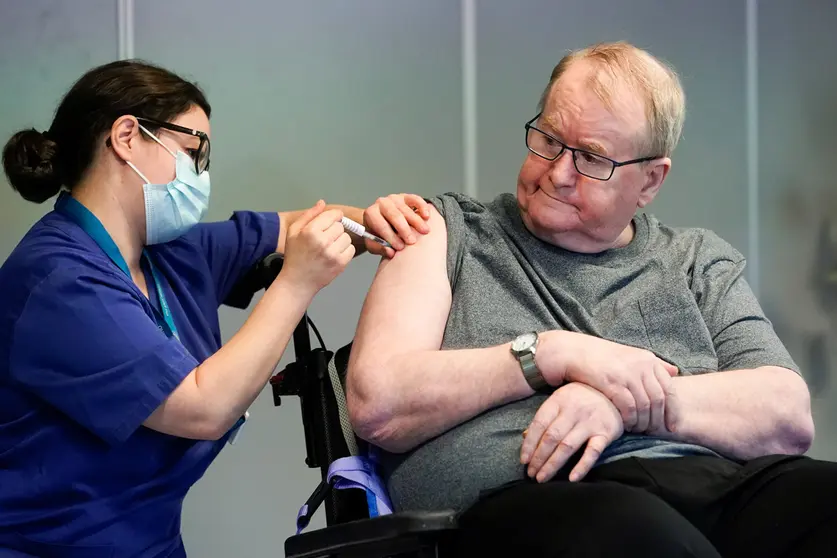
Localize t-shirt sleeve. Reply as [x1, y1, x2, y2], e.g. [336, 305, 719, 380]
[9, 266, 199, 445]
[428, 194, 467, 288]
[191, 211, 280, 308]
[692, 231, 800, 374]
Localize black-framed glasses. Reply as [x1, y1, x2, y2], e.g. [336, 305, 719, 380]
[137, 117, 211, 174]
[524, 113, 658, 181]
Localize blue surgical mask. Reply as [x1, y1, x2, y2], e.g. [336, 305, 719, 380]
[127, 125, 211, 245]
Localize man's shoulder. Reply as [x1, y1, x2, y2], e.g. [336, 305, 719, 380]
[424, 193, 519, 286]
[642, 214, 745, 266]
[428, 192, 491, 219]
[427, 192, 519, 233]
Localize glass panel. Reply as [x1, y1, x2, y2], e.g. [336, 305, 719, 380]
[476, 0, 749, 252]
[759, 0, 837, 461]
[0, 0, 117, 260]
[135, 1, 462, 554]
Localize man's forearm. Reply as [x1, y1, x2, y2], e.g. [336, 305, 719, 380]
[664, 366, 814, 460]
[347, 344, 534, 453]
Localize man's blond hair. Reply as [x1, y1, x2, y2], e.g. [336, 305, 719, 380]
[539, 41, 686, 157]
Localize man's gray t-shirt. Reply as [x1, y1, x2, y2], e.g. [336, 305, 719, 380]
[379, 192, 799, 513]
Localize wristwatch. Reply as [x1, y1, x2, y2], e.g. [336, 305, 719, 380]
[510, 331, 548, 391]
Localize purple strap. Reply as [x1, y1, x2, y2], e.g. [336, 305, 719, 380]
[296, 456, 392, 534]
[296, 504, 310, 531]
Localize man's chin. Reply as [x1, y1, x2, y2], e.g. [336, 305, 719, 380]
[523, 211, 580, 238]
[518, 194, 582, 234]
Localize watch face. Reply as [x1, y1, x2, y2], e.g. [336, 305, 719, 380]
[512, 332, 537, 352]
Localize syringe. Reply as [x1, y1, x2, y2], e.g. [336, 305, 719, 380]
[341, 217, 393, 249]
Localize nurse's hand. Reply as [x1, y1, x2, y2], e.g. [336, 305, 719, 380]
[281, 200, 354, 296]
[363, 194, 432, 257]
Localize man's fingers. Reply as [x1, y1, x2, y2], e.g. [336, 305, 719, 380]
[379, 199, 415, 245]
[395, 196, 430, 234]
[651, 364, 671, 433]
[528, 413, 574, 477]
[662, 360, 679, 376]
[521, 398, 560, 465]
[364, 238, 396, 258]
[568, 435, 607, 482]
[535, 426, 589, 483]
[363, 206, 403, 250]
[398, 194, 431, 232]
[641, 367, 666, 434]
[610, 386, 637, 431]
[367, 201, 408, 249]
[630, 377, 651, 433]
[662, 371, 680, 433]
[403, 193, 431, 220]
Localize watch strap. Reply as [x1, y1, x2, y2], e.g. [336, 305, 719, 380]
[519, 350, 547, 391]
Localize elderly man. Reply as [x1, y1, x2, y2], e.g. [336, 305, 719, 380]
[348, 42, 834, 557]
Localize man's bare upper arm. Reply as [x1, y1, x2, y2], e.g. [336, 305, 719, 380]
[351, 206, 451, 367]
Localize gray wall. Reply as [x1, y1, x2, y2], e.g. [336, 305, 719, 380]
[758, 0, 837, 460]
[1, 1, 836, 556]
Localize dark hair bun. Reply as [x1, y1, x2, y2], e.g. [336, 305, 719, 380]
[2, 128, 62, 203]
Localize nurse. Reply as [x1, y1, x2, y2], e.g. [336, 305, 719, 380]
[0, 60, 430, 557]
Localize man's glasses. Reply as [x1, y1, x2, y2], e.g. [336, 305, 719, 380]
[137, 117, 211, 174]
[524, 114, 657, 181]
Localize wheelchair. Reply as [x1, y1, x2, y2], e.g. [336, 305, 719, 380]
[233, 254, 458, 558]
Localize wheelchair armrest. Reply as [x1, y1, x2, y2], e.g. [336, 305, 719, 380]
[285, 510, 459, 558]
[223, 253, 284, 309]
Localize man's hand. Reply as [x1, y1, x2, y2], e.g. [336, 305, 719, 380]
[363, 194, 431, 257]
[520, 383, 623, 483]
[538, 331, 679, 434]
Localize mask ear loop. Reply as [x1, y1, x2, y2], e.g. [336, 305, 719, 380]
[125, 161, 150, 184]
[138, 124, 178, 158]
[125, 124, 178, 184]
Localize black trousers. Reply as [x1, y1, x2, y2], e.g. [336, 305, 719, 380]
[447, 454, 837, 557]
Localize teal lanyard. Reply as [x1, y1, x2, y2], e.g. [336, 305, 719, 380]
[143, 256, 180, 340]
[54, 193, 180, 340]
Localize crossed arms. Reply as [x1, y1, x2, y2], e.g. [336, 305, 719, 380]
[346, 206, 814, 482]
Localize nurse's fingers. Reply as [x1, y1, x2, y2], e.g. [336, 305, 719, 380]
[289, 200, 326, 235]
[307, 209, 344, 233]
[323, 221, 347, 243]
[328, 230, 354, 255]
[337, 242, 356, 267]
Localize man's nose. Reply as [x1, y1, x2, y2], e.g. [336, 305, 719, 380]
[548, 149, 579, 185]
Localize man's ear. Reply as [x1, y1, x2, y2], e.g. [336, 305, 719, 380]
[107, 116, 141, 163]
[637, 157, 671, 208]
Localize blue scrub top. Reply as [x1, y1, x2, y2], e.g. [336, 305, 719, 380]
[0, 199, 280, 557]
